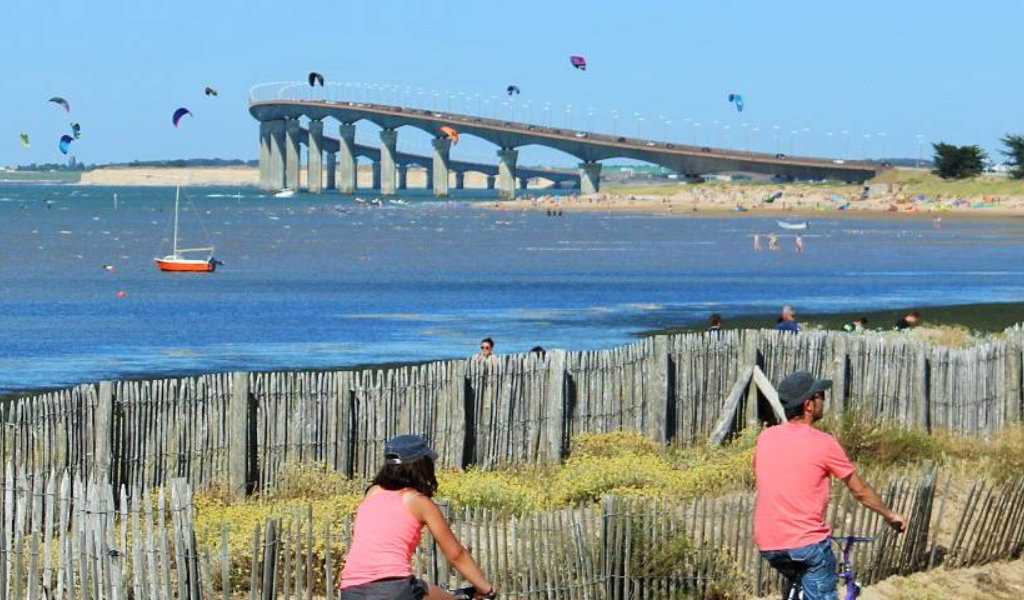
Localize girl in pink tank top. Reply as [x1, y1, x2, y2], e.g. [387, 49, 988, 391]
[340, 435, 496, 600]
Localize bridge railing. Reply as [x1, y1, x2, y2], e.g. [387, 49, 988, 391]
[247, 82, 879, 171]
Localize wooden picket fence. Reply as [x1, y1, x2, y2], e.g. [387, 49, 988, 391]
[0, 468, 201, 600]
[4, 465, 1020, 599]
[2, 327, 1022, 497]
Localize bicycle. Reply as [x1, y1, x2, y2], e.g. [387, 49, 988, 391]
[779, 535, 872, 600]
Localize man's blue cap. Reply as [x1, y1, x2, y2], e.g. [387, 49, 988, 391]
[385, 435, 438, 464]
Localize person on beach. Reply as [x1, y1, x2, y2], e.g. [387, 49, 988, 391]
[754, 372, 907, 600]
[895, 311, 920, 331]
[339, 435, 497, 600]
[775, 305, 800, 332]
[843, 317, 869, 333]
[707, 313, 724, 333]
[475, 338, 497, 362]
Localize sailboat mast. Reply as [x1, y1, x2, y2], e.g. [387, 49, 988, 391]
[173, 187, 180, 255]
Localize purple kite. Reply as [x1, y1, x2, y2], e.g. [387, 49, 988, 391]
[172, 107, 192, 128]
[570, 55, 587, 70]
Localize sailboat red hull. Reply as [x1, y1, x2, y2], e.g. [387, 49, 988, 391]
[154, 258, 217, 272]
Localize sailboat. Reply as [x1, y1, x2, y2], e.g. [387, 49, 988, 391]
[154, 187, 219, 272]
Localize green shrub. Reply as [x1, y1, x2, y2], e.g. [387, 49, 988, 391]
[438, 468, 548, 514]
[570, 431, 661, 458]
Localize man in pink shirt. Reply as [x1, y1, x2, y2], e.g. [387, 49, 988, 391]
[754, 371, 907, 599]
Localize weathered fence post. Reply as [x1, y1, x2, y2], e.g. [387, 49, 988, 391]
[228, 372, 250, 498]
[832, 335, 849, 415]
[742, 331, 764, 428]
[914, 345, 931, 432]
[94, 381, 113, 485]
[1006, 338, 1023, 426]
[648, 336, 670, 444]
[545, 350, 568, 461]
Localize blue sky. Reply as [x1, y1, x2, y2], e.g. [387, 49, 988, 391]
[3, 0, 1022, 167]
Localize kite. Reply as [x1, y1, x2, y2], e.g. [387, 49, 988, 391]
[19, 133, 30, 148]
[308, 72, 325, 87]
[439, 125, 459, 146]
[49, 97, 71, 113]
[506, 85, 520, 96]
[71, 123, 81, 139]
[172, 107, 192, 128]
[58, 135, 73, 155]
[570, 55, 587, 70]
[204, 86, 218, 96]
[727, 93, 744, 112]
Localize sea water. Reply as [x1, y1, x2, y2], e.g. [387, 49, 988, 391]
[2, 184, 1023, 393]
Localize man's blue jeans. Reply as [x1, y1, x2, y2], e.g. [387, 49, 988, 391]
[760, 538, 837, 600]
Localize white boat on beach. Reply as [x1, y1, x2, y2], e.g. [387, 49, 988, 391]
[274, 189, 296, 198]
[777, 220, 808, 230]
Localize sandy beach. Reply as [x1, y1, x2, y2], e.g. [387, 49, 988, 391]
[487, 184, 1024, 220]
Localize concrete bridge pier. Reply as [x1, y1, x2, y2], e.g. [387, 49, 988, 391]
[497, 148, 518, 200]
[258, 121, 271, 190]
[284, 119, 302, 191]
[371, 161, 381, 190]
[398, 165, 408, 190]
[308, 119, 324, 194]
[338, 123, 357, 194]
[518, 177, 529, 190]
[379, 129, 398, 195]
[580, 161, 602, 194]
[425, 168, 433, 191]
[267, 120, 287, 191]
[454, 171, 465, 190]
[325, 152, 337, 190]
[486, 175, 495, 190]
[431, 138, 451, 197]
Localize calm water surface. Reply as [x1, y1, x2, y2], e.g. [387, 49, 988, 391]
[2, 184, 1023, 393]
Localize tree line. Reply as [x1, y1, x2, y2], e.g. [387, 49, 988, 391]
[932, 135, 1024, 180]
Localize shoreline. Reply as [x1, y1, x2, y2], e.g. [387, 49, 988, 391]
[5, 300, 1020, 401]
[486, 191, 1024, 221]
[638, 300, 1024, 338]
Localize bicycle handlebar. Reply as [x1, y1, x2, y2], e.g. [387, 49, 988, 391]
[448, 585, 497, 600]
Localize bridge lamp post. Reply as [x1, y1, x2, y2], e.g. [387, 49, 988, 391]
[663, 120, 672, 141]
[722, 125, 731, 148]
[693, 122, 702, 145]
[841, 130, 850, 158]
[915, 134, 924, 167]
[634, 113, 643, 138]
[751, 127, 760, 152]
[876, 132, 887, 159]
[772, 126, 781, 154]
[862, 134, 872, 159]
[825, 132, 834, 156]
[565, 105, 573, 129]
[611, 111, 620, 135]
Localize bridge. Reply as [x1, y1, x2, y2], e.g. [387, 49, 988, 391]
[248, 82, 879, 199]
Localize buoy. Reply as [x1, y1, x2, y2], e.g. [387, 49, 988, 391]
[117, 290, 127, 298]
